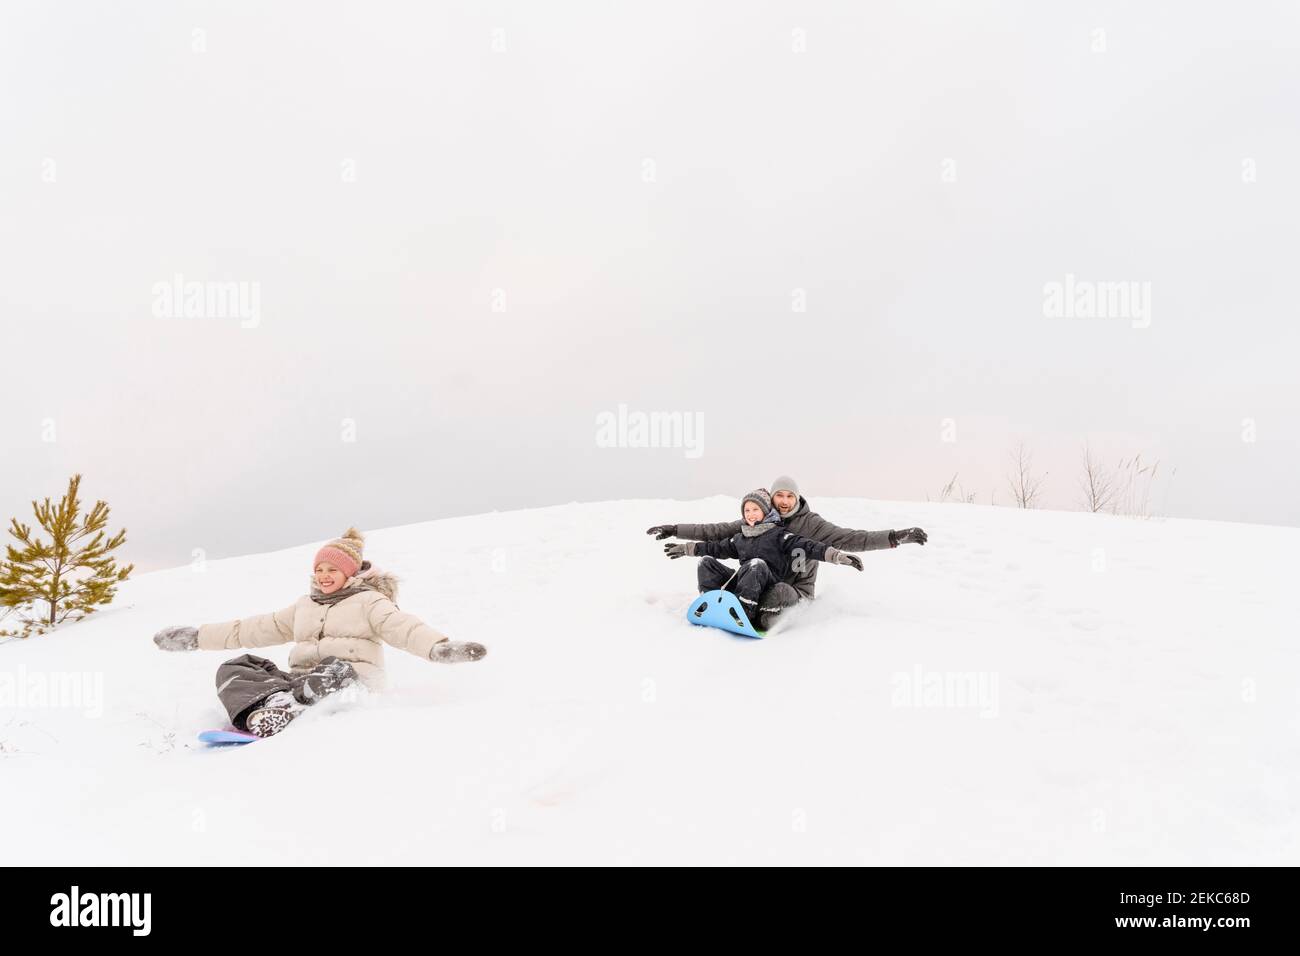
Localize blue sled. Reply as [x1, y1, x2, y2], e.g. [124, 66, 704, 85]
[686, 589, 765, 638]
[198, 728, 259, 746]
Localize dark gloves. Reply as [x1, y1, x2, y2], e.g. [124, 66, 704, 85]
[889, 527, 928, 547]
[646, 524, 678, 540]
[663, 542, 699, 560]
[153, 625, 199, 651]
[824, 548, 863, 571]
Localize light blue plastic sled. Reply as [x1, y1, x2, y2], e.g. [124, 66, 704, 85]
[686, 589, 765, 638]
[198, 728, 260, 746]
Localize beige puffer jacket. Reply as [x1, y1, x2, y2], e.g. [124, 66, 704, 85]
[196, 570, 447, 689]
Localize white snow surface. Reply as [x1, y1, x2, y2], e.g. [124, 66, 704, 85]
[3, 497, 1296, 865]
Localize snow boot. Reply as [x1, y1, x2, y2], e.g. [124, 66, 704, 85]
[297, 657, 359, 702]
[245, 690, 304, 738]
[245, 706, 297, 738]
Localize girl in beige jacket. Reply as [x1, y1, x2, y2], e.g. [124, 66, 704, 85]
[152, 527, 485, 736]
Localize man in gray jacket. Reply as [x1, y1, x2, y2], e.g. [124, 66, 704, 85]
[647, 475, 927, 629]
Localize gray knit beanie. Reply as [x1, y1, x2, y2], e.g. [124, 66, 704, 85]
[741, 488, 773, 516]
[769, 475, 800, 497]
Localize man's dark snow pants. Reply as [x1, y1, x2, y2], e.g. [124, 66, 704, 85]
[696, 556, 801, 630]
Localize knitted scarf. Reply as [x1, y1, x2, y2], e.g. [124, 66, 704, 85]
[309, 565, 398, 606]
[310, 583, 370, 606]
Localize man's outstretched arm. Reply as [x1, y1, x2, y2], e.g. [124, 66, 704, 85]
[803, 513, 926, 551]
[646, 518, 743, 542]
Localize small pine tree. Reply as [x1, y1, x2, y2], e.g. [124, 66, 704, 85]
[0, 594, 17, 637]
[0, 474, 134, 636]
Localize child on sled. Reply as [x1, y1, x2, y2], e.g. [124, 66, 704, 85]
[662, 488, 862, 630]
[152, 527, 485, 737]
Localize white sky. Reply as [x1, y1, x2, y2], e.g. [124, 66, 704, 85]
[2, 1, 1298, 571]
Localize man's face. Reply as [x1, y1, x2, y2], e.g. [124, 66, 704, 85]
[773, 490, 798, 515]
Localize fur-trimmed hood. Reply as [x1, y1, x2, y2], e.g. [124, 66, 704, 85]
[352, 566, 399, 602]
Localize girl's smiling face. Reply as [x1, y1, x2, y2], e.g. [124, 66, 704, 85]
[742, 500, 765, 526]
[314, 561, 347, 594]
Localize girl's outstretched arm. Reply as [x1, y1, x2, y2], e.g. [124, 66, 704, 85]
[195, 604, 298, 650]
[366, 597, 485, 664]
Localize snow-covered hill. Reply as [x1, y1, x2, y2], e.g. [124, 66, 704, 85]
[3, 497, 1296, 865]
